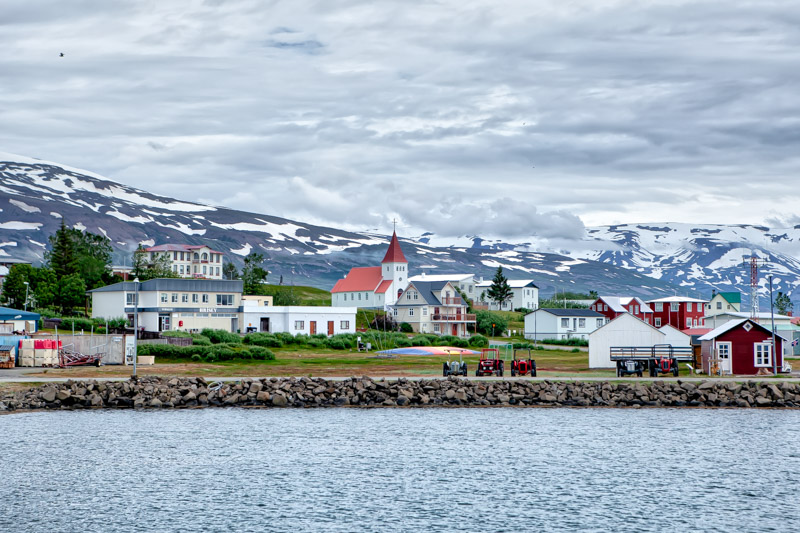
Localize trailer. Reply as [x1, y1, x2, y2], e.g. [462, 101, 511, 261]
[58, 344, 103, 368]
[609, 344, 693, 377]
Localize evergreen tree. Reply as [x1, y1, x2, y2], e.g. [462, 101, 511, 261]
[130, 245, 178, 281]
[33, 268, 58, 310]
[0, 264, 35, 308]
[222, 262, 239, 281]
[241, 253, 269, 294]
[46, 220, 78, 278]
[775, 291, 793, 315]
[57, 274, 86, 314]
[486, 266, 513, 309]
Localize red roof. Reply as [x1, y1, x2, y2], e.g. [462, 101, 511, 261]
[682, 328, 712, 335]
[381, 231, 407, 264]
[145, 244, 223, 254]
[375, 279, 393, 293]
[331, 267, 383, 293]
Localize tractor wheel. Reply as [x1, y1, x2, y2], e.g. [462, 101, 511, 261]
[511, 367, 516, 377]
[637, 371, 643, 377]
[475, 370, 480, 377]
[673, 364, 679, 377]
[442, 362, 448, 377]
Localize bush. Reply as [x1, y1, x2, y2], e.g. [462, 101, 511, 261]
[451, 338, 469, 348]
[541, 338, 589, 347]
[410, 335, 432, 346]
[210, 344, 237, 361]
[275, 332, 296, 345]
[395, 337, 412, 347]
[192, 336, 212, 346]
[468, 334, 489, 347]
[474, 310, 509, 336]
[190, 354, 202, 362]
[571, 347, 581, 353]
[244, 332, 284, 348]
[325, 334, 354, 349]
[245, 346, 275, 360]
[161, 330, 192, 338]
[293, 334, 310, 346]
[399, 322, 414, 333]
[307, 338, 324, 348]
[326, 338, 348, 350]
[201, 328, 242, 344]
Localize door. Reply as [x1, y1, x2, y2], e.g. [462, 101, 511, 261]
[159, 314, 170, 331]
[310, 321, 317, 335]
[452, 324, 458, 336]
[328, 321, 334, 336]
[717, 342, 732, 374]
[260, 317, 270, 333]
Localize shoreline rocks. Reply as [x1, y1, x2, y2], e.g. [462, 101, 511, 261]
[1, 377, 799, 412]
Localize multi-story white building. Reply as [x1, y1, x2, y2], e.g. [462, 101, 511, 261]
[524, 308, 606, 341]
[408, 273, 477, 300]
[142, 244, 225, 280]
[391, 280, 476, 337]
[241, 299, 356, 336]
[476, 279, 539, 311]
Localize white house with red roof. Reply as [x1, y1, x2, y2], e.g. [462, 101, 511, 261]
[143, 244, 225, 279]
[331, 231, 409, 309]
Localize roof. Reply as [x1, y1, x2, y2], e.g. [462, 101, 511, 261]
[394, 281, 450, 306]
[476, 279, 538, 289]
[529, 308, 604, 317]
[145, 244, 223, 254]
[717, 311, 793, 320]
[681, 328, 712, 336]
[381, 232, 408, 264]
[647, 295, 708, 303]
[597, 296, 627, 313]
[718, 292, 741, 304]
[88, 278, 243, 293]
[331, 267, 383, 293]
[589, 312, 664, 336]
[375, 279, 393, 294]
[408, 273, 474, 283]
[0, 306, 41, 320]
[698, 319, 788, 342]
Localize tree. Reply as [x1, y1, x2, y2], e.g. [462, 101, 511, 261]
[45, 221, 113, 289]
[775, 291, 793, 315]
[57, 274, 86, 314]
[0, 264, 35, 307]
[46, 220, 78, 279]
[131, 245, 178, 281]
[33, 268, 58, 310]
[222, 262, 239, 281]
[486, 266, 513, 309]
[454, 286, 474, 313]
[475, 310, 509, 337]
[241, 253, 269, 294]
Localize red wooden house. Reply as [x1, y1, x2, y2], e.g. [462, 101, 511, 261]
[590, 296, 653, 324]
[646, 296, 707, 330]
[699, 318, 785, 375]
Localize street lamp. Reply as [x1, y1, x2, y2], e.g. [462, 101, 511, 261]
[23, 281, 29, 312]
[132, 277, 140, 378]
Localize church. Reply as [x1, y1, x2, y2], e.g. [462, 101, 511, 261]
[331, 232, 408, 309]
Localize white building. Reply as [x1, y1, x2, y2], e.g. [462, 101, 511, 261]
[588, 313, 665, 368]
[142, 244, 225, 279]
[331, 231, 408, 309]
[391, 280, 476, 337]
[705, 291, 741, 317]
[408, 273, 477, 300]
[524, 308, 606, 341]
[658, 324, 693, 348]
[90, 278, 243, 333]
[476, 279, 539, 311]
[242, 300, 356, 336]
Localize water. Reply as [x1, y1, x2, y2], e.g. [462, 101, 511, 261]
[1, 408, 798, 532]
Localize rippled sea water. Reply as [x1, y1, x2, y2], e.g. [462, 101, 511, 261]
[1, 408, 798, 532]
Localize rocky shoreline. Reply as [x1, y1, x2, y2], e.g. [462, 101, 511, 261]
[1, 376, 799, 412]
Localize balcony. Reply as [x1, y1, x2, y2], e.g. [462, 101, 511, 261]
[440, 296, 463, 305]
[432, 313, 476, 322]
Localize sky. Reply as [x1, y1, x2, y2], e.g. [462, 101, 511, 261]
[2, 0, 800, 244]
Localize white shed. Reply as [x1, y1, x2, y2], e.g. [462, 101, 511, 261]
[588, 313, 665, 368]
[658, 325, 692, 348]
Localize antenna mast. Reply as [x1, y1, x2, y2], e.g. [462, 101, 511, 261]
[742, 252, 768, 321]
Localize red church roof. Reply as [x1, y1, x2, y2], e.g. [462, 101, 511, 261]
[331, 267, 383, 293]
[375, 279, 393, 293]
[381, 231, 407, 264]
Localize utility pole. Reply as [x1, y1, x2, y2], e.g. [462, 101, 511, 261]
[769, 275, 777, 375]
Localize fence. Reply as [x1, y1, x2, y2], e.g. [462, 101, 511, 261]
[36, 333, 128, 365]
[138, 337, 193, 347]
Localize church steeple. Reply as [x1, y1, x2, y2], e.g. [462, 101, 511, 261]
[381, 231, 407, 264]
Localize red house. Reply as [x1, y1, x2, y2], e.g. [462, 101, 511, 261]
[699, 319, 785, 375]
[590, 296, 653, 324]
[646, 296, 707, 330]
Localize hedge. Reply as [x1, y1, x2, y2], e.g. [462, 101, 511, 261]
[200, 328, 242, 344]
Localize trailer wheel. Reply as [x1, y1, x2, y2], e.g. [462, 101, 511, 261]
[637, 371, 642, 377]
[673, 364, 679, 377]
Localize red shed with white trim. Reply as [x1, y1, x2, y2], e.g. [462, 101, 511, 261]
[698, 318, 786, 375]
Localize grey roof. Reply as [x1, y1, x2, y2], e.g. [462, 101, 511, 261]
[530, 308, 604, 317]
[394, 280, 449, 306]
[88, 278, 243, 293]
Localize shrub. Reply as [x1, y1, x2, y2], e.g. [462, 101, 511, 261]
[541, 338, 588, 347]
[475, 310, 509, 336]
[294, 334, 310, 346]
[161, 330, 192, 338]
[468, 334, 489, 348]
[190, 354, 202, 362]
[312, 333, 327, 340]
[513, 342, 535, 350]
[204, 353, 218, 363]
[399, 322, 413, 333]
[307, 338, 324, 348]
[410, 335, 432, 346]
[245, 346, 275, 360]
[210, 344, 237, 361]
[192, 336, 212, 346]
[395, 337, 412, 347]
[326, 338, 348, 350]
[571, 348, 581, 353]
[244, 332, 284, 348]
[326, 334, 354, 349]
[436, 335, 459, 346]
[200, 328, 242, 344]
[275, 332, 296, 345]
[451, 338, 469, 348]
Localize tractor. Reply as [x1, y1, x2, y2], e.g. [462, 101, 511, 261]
[616, 359, 645, 377]
[510, 349, 536, 377]
[650, 357, 679, 377]
[475, 348, 504, 377]
[442, 352, 468, 377]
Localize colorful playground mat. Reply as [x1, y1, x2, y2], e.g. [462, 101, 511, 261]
[376, 346, 481, 356]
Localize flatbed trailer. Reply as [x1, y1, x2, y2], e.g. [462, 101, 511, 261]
[609, 344, 693, 377]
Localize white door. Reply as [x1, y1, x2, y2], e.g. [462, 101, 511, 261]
[717, 342, 732, 374]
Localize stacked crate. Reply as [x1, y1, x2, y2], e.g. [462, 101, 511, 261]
[18, 339, 35, 367]
[0, 345, 14, 369]
[33, 339, 59, 366]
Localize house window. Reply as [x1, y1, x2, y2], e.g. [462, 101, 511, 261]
[407, 292, 411, 300]
[561, 318, 569, 328]
[173, 265, 178, 273]
[422, 308, 427, 316]
[182, 294, 188, 303]
[579, 318, 586, 328]
[686, 318, 691, 328]
[596, 318, 603, 328]
[655, 302, 663, 312]
[341, 321, 349, 329]
[413, 292, 418, 300]
[216, 267, 220, 276]
[203, 266, 207, 275]
[294, 321, 304, 330]
[192, 294, 198, 303]
[126, 293, 136, 305]
[216, 294, 233, 306]
[755, 343, 772, 367]
[180, 265, 185, 275]
[171, 293, 178, 303]
[716, 301, 722, 310]
[161, 293, 168, 303]
[202, 294, 209, 303]
[671, 303, 679, 312]
[655, 317, 662, 327]
[393, 308, 398, 316]
[409, 309, 415, 317]
[434, 323, 440, 332]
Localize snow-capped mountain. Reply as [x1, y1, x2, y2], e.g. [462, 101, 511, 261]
[0, 152, 680, 297]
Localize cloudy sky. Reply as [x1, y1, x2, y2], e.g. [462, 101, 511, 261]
[2, 0, 800, 243]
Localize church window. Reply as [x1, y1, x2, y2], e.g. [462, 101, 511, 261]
[358, 293, 361, 300]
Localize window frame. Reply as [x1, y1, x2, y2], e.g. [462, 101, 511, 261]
[754, 343, 772, 367]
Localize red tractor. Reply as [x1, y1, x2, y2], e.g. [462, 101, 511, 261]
[510, 349, 536, 377]
[475, 348, 504, 377]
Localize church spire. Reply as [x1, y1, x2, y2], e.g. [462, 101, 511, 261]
[381, 231, 407, 264]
